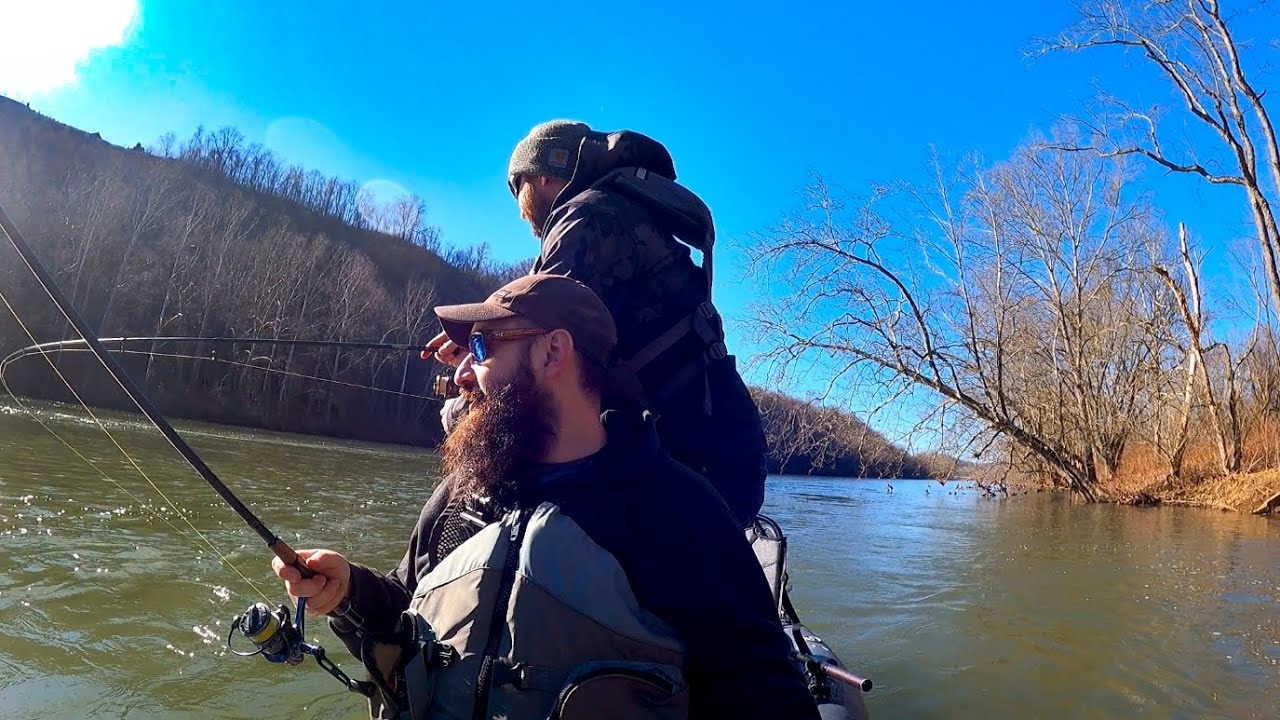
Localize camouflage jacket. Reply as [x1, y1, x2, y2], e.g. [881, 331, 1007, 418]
[530, 131, 707, 379]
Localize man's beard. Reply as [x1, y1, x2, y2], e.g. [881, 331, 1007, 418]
[518, 182, 555, 239]
[439, 357, 557, 507]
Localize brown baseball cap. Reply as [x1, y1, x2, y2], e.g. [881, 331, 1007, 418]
[433, 274, 618, 365]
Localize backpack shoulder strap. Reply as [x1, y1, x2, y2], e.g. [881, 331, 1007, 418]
[593, 167, 727, 413]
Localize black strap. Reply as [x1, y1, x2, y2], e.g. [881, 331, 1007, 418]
[620, 299, 728, 417]
[620, 316, 693, 376]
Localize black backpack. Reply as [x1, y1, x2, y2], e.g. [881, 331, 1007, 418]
[591, 166, 728, 412]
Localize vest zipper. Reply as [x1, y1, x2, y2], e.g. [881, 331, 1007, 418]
[471, 508, 531, 720]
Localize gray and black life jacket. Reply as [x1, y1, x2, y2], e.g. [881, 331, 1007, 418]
[363, 502, 690, 720]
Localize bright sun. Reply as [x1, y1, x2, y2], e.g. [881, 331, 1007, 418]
[0, 0, 140, 97]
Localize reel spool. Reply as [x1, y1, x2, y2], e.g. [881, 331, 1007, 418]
[433, 374, 459, 399]
[228, 602, 305, 665]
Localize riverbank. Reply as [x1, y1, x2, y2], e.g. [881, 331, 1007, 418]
[1156, 470, 1280, 514]
[1102, 470, 1280, 515]
[988, 462, 1280, 516]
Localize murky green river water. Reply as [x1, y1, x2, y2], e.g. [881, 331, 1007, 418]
[1, 400, 1277, 719]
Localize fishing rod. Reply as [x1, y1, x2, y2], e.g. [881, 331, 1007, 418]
[0, 203, 376, 696]
[2, 335, 459, 401]
[2, 335, 432, 366]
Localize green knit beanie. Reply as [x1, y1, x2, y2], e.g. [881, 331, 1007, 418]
[508, 120, 596, 195]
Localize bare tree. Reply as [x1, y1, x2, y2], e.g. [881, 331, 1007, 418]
[746, 137, 1178, 501]
[1149, 222, 1257, 477]
[191, 194, 255, 376]
[317, 252, 384, 420]
[1042, 0, 1280, 319]
[61, 171, 122, 318]
[144, 186, 215, 387]
[99, 163, 180, 333]
[392, 277, 437, 418]
[148, 131, 178, 158]
[357, 187, 390, 233]
[388, 193, 425, 242]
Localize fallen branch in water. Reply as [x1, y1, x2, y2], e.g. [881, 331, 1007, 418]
[1252, 489, 1280, 516]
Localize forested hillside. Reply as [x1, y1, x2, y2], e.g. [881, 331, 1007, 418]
[0, 95, 944, 476]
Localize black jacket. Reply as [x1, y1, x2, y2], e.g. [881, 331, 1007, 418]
[331, 411, 818, 720]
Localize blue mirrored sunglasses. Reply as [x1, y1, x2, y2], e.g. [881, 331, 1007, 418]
[468, 328, 547, 363]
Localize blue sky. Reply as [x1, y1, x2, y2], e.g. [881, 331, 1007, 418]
[3, 0, 1275, 445]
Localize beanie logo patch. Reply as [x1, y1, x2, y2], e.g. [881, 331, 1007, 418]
[548, 148, 570, 168]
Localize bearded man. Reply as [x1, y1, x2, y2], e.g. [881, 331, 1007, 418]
[273, 273, 818, 720]
[429, 120, 768, 529]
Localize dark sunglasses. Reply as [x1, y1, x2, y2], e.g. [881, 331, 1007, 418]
[468, 328, 547, 363]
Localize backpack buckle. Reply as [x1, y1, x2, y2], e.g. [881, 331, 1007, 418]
[692, 302, 726, 360]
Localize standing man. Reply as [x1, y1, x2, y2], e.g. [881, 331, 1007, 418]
[431, 121, 768, 528]
[279, 274, 820, 720]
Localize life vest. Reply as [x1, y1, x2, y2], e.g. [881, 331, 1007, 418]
[365, 501, 690, 720]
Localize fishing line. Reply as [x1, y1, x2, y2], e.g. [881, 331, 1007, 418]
[3, 345, 440, 402]
[1, 200, 375, 647]
[0, 288, 273, 602]
[0, 203, 386, 695]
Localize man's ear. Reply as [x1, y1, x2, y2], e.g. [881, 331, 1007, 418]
[538, 175, 569, 195]
[539, 329, 575, 380]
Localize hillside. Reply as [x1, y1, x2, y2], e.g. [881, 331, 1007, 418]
[0, 95, 519, 444]
[0, 96, 943, 477]
[751, 388, 957, 478]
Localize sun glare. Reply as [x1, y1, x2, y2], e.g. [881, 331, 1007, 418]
[0, 0, 140, 97]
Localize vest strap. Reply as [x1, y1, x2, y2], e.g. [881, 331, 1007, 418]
[402, 612, 458, 720]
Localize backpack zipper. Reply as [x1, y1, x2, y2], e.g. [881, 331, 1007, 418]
[548, 665, 678, 719]
[470, 508, 531, 720]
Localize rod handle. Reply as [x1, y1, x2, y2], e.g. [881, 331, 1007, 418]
[821, 662, 873, 692]
[419, 334, 448, 360]
[271, 537, 316, 579]
[270, 538, 364, 625]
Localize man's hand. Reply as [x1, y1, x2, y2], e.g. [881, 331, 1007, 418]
[271, 549, 352, 615]
[421, 330, 467, 367]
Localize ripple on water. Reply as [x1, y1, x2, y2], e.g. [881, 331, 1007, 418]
[1223, 591, 1278, 604]
[5, 406, 1276, 719]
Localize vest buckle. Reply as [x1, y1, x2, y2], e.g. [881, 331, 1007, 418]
[493, 660, 557, 691]
[427, 640, 456, 669]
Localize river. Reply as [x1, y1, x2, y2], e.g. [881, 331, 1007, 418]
[1, 400, 1277, 719]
